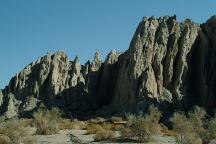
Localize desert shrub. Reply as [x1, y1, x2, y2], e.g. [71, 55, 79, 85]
[86, 124, 105, 134]
[160, 122, 177, 138]
[112, 123, 125, 131]
[188, 106, 206, 136]
[110, 116, 123, 123]
[125, 113, 136, 127]
[0, 135, 10, 144]
[88, 117, 106, 124]
[120, 127, 133, 139]
[171, 106, 208, 144]
[175, 133, 202, 144]
[201, 115, 216, 143]
[59, 119, 87, 130]
[121, 105, 162, 142]
[207, 117, 216, 138]
[147, 105, 162, 122]
[171, 112, 193, 133]
[131, 114, 152, 142]
[86, 122, 117, 134]
[0, 119, 35, 144]
[171, 111, 202, 144]
[33, 104, 62, 135]
[94, 130, 116, 141]
[101, 123, 114, 130]
[20, 118, 33, 127]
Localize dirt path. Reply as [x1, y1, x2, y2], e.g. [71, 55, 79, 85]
[34, 129, 176, 144]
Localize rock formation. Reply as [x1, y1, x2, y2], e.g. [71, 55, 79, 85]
[188, 15, 216, 109]
[112, 16, 200, 112]
[1, 15, 216, 118]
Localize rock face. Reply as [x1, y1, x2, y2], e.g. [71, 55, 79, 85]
[2, 15, 216, 118]
[0, 90, 3, 108]
[112, 16, 200, 112]
[188, 15, 216, 109]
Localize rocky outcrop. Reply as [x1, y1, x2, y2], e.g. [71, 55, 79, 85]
[187, 15, 216, 109]
[5, 51, 68, 99]
[0, 90, 3, 107]
[94, 50, 121, 107]
[2, 51, 87, 117]
[2, 15, 216, 118]
[1, 50, 121, 117]
[112, 16, 200, 112]
[3, 93, 20, 118]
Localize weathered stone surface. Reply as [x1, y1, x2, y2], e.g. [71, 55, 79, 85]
[112, 16, 200, 111]
[4, 93, 21, 118]
[94, 50, 121, 107]
[0, 90, 3, 107]
[2, 15, 216, 117]
[5, 51, 68, 99]
[187, 15, 216, 109]
[1, 51, 86, 117]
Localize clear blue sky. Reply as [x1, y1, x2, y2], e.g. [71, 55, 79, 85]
[0, 0, 215, 89]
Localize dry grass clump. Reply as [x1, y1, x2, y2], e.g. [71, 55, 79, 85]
[86, 124, 105, 134]
[88, 117, 106, 124]
[171, 111, 202, 144]
[160, 123, 176, 136]
[206, 117, 216, 135]
[121, 105, 162, 142]
[199, 113, 216, 144]
[94, 130, 116, 141]
[112, 123, 125, 131]
[120, 127, 133, 139]
[0, 119, 35, 144]
[87, 116, 119, 134]
[59, 119, 87, 130]
[32, 104, 62, 135]
[87, 121, 117, 133]
[110, 116, 123, 123]
[20, 118, 33, 127]
[86, 120, 118, 141]
[170, 106, 216, 144]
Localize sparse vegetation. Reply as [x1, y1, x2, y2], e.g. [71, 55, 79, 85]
[0, 119, 35, 144]
[86, 116, 119, 135]
[4, 103, 216, 144]
[121, 105, 162, 142]
[32, 104, 62, 135]
[94, 130, 116, 141]
[204, 115, 216, 143]
[171, 111, 202, 144]
[110, 116, 123, 123]
[59, 118, 87, 130]
[171, 106, 216, 144]
[88, 117, 106, 124]
[86, 117, 120, 141]
[86, 124, 107, 134]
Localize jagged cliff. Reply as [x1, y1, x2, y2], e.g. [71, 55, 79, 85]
[1, 15, 216, 118]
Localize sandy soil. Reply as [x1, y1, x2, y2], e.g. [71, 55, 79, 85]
[34, 129, 176, 144]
